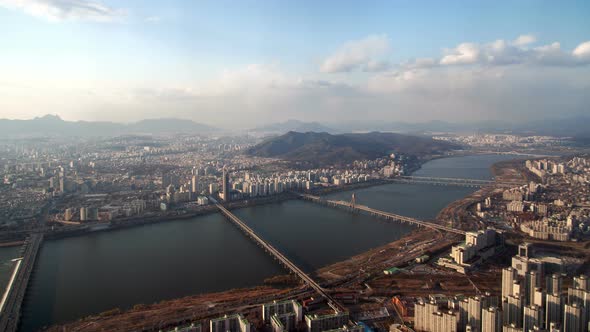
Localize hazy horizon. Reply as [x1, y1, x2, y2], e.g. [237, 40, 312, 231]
[1, 0, 589, 128]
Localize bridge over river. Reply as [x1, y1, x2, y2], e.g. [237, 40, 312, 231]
[297, 193, 466, 236]
[0, 233, 43, 332]
[388, 176, 524, 188]
[211, 197, 346, 313]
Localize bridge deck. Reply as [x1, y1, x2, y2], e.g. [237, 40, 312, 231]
[299, 194, 466, 235]
[0, 233, 43, 332]
[212, 199, 345, 312]
[390, 176, 525, 188]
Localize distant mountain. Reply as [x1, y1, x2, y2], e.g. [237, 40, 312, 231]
[331, 116, 590, 138]
[245, 131, 460, 164]
[128, 118, 215, 133]
[0, 115, 217, 137]
[251, 120, 336, 134]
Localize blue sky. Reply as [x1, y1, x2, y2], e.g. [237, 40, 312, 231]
[0, 0, 589, 127]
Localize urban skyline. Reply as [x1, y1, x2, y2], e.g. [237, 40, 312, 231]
[1, 2, 590, 332]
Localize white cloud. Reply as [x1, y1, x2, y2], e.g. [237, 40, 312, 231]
[2, 33, 589, 126]
[0, 0, 123, 22]
[512, 34, 536, 46]
[440, 43, 481, 65]
[437, 38, 590, 67]
[2, 60, 589, 127]
[365, 65, 590, 122]
[320, 34, 391, 73]
[324, 35, 590, 72]
[573, 41, 590, 59]
[364, 60, 391, 72]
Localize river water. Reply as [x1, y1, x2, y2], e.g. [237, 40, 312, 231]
[16, 154, 521, 331]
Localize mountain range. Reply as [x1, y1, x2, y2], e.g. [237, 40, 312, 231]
[3, 115, 590, 139]
[331, 117, 590, 138]
[0, 115, 217, 137]
[250, 120, 335, 134]
[245, 131, 460, 165]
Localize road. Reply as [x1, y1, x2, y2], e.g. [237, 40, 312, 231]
[0, 233, 44, 332]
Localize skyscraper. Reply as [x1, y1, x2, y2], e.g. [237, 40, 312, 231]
[563, 303, 584, 332]
[468, 296, 483, 331]
[457, 297, 470, 331]
[502, 267, 517, 301]
[504, 295, 523, 328]
[525, 270, 541, 306]
[574, 275, 589, 291]
[523, 305, 543, 332]
[545, 293, 563, 329]
[222, 167, 230, 202]
[545, 274, 563, 295]
[191, 175, 198, 193]
[481, 307, 502, 332]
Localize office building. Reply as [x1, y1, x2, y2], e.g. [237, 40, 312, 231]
[80, 207, 87, 221]
[502, 268, 517, 301]
[458, 297, 470, 331]
[210, 314, 250, 332]
[222, 168, 230, 201]
[191, 175, 198, 193]
[504, 295, 523, 328]
[271, 312, 298, 332]
[262, 300, 302, 323]
[414, 300, 439, 332]
[305, 311, 349, 332]
[525, 271, 541, 306]
[522, 305, 543, 332]
[532, 288, 544, 308]
[511, 243, 543, 277]
[545, 274, 563, 295]
[501, 324, 522, 332]
[563, 303, 584, 332]
[574, 275, 589, 291]
[545, 293, 563, 329]
[468, 296, 483, 331]
[430, 311, 458, 332]
[482, 307, 502, 332]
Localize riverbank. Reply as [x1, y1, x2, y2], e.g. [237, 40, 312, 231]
[435, 155, 530, 231]
[44, 286, 301, 332]
[0, 241, 23, 248]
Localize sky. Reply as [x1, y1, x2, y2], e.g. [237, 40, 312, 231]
[0, 0, 589, 128]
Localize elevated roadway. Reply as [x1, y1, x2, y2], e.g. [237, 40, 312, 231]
[0, 233, 43, 332]
[210, 197, 346, 312]
[297, 193, 466, 235]
[388, 176, 523, 188]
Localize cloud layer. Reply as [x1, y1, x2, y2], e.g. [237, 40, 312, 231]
[408, 35, 590, 69]
[0, 32, 588, 127]
[320, 35, 391, 73]
[0, 0, 122, 22]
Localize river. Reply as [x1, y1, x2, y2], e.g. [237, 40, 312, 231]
[16, 153, 522, 331]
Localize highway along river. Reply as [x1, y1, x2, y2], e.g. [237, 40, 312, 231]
[18, 154, 521, 331]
